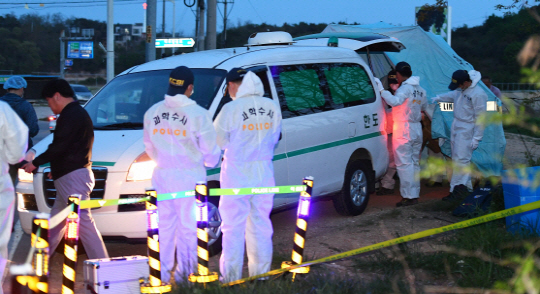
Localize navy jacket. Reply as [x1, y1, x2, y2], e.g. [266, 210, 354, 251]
[0, 93, 39, 148]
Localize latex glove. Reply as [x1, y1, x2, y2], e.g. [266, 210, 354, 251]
[373, 77, 384, 93]
[25, 149, 36, 162]
[430, 96, 439, 103]
[471, 140, 479, 150]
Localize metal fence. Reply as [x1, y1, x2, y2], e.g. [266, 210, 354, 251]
[493, 83, 539, 92]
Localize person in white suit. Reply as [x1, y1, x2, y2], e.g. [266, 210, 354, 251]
[143, 66, 221, 283]
[376, 62, 428, 207]
[0, 101, 28, 292]
[214, 68, 282, 282]
[432, 70, 487, 200]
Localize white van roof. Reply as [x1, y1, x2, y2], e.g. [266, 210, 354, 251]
[122, 45, 364, 75]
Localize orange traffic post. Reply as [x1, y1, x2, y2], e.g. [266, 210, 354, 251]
[188, 182, 218, 286]
[61, 194, 81, 294]
[282, 176, 314, 281]
[140, 189, 171, 294]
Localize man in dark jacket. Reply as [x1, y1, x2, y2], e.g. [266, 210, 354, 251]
[22, 79, 108, 259]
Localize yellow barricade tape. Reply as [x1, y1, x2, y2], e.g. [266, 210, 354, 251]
[223, 200, 540, 286]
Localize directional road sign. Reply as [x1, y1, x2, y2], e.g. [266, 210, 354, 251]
[155, 38, 195, 48]
[67, 41, 94, 59]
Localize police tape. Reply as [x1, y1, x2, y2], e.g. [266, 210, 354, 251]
[49, 204, 74, 228]
[79, 197, 149, 209]
[222, 200, 540, 287]
[78, 185, 307, 208]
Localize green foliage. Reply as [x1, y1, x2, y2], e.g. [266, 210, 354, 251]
[0, 12, 120, 74]
[453, 5, 540, 82]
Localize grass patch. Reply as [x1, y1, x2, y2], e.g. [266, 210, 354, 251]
[170, 269, 410, 294]
[352, 218, 539, 290]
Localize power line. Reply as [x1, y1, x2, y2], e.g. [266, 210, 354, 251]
[0, 0, 142, 4]
[0, 0, 145, 10]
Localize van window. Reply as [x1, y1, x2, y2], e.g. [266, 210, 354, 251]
[271, 64, 327, 119]
[85, 69, 225, 129]
[271, 63, 374, 119]
[324, 64, 375, 106]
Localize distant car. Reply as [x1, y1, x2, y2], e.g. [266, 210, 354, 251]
[48, 115, 57, 133]
[70, 84, 93, 101]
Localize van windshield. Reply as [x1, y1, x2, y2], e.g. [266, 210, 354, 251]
[85, 69, 226, 129]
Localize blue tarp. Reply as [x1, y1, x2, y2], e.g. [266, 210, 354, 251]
[323, 23, 506, 177]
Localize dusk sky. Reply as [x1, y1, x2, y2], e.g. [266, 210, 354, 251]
[2, 0, 518, 37]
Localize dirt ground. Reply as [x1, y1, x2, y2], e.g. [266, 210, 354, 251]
[3, 132, 536, 293]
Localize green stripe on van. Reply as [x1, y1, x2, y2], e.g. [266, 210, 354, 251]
[286, 131, 382, 158]
[206, 131, 382, 176]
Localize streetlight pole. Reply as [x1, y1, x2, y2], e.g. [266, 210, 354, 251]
[106, 0, 114, 82]
[166, 0, 176, 54]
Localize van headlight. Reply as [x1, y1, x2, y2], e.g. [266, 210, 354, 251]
[18, 169, 34, 183]
[126, 152, 156, 182]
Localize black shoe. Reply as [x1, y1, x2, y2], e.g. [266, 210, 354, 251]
[396, 198, 418, 207]
[442, 185, 469, 201]
[376, 187, 395, 195]
[425, 181, 443, 188]
[442, 192, 458, 201]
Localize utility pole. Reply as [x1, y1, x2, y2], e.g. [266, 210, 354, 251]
[166, 0, 176, 54]
[146, 0, 157, 62]
[106, 0, 114, 82]
[205, 0, 216, 50]
[162, 0, 166, 57]
[218, 0, 233, 48]
[197, 0, 205, 51]
[60, 30, 65, 79]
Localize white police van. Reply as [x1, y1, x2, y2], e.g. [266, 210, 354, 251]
[17, 32, 402, 253]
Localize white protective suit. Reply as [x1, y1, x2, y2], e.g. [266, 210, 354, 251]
[214, 71, 282, 282]
[143, 93, 221, 283]
[432, 70, 487, 192]
[380, 101, 396, 190]
[0, 101, 28, 290]
[381, 76, 427, 199]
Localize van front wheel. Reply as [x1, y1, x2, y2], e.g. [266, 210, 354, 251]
[333, 161, 371, 216]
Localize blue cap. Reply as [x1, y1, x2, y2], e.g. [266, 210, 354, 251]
[3, 76, 27, 90]
[449, 70, 470, 90]
[167, 66, 194, 96]
[226, 67, 247, 83]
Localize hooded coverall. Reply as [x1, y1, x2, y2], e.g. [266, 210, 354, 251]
[214, 71, 282, 282]
[0, 101, 28, 291]
[143, 93, 221, 283]
[432, 70, 487, 192]
[381, 76, 427, 199]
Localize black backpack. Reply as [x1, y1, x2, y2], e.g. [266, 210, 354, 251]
[452, 183, 493, 217]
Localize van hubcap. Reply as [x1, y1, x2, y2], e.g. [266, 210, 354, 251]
[350, 170, 367, 206]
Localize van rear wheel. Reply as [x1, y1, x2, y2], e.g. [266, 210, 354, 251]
[333, 161, 371, 216]
[207, 198, 223, 256]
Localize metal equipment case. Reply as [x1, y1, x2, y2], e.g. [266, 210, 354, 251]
[83, 255, 149, 293]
